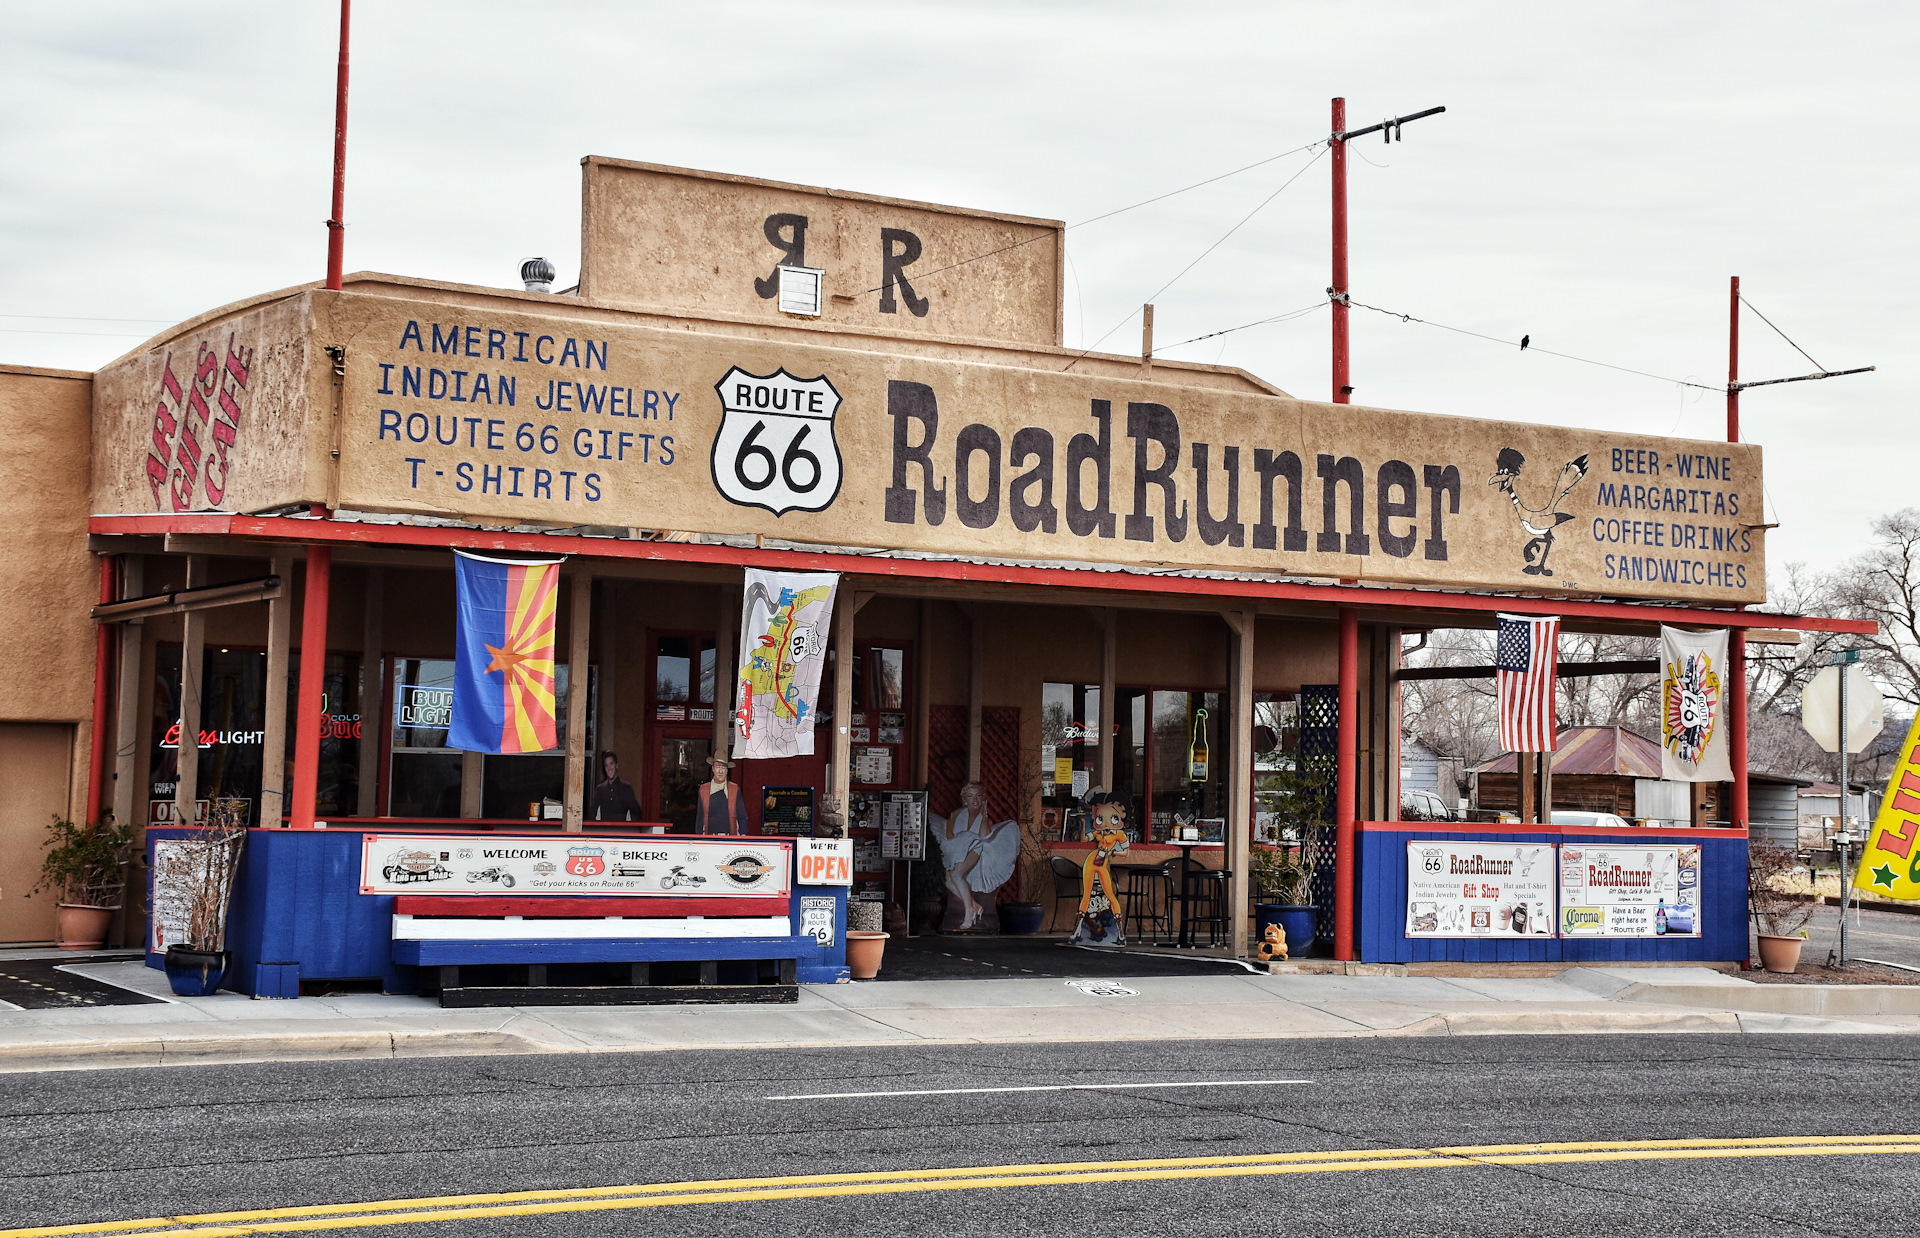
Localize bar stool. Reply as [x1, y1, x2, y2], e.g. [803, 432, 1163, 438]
[1119, 863, 1174, 941]
[1185, 867, 1233, 946]
[1048, 856, 1084, 931]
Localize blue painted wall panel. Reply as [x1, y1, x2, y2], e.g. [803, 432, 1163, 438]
[1357, 826, 1747, 964]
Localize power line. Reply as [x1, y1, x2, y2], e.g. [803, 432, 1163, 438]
[1151, 301, 1327, 354]
[1063, 146, 1329, 371]
[853, 139, 1327, 298]
[1738, 295, 1827, 372]
[1342, 297, 1725, 392]
[0, 326, 151, 338]
[0, 312, 175, 324]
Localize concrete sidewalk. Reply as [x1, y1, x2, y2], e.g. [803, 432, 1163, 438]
[0, 957, 1917, 1072]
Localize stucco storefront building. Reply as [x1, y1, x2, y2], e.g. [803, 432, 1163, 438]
[0, 158, 1863, 965]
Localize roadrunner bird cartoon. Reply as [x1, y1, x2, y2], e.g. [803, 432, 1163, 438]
[1488, 447, 1589, 576]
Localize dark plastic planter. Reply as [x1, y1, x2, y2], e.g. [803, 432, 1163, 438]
[163, 946, 230, 997]
[1255, 904, 1319, 956]
[998, 902, 1045, 934]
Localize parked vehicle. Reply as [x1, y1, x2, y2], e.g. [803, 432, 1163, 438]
[1399, 789, 1457, 822]
[1550, 810, 1635, 829]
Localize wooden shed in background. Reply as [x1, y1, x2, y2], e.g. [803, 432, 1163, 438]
[1473, 725, 1729, 826]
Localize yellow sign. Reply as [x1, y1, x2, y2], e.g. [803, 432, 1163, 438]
[1055, 756, 1075, 785]
[1853, 712, 1920, 900]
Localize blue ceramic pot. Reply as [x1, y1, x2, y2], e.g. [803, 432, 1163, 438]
[1275, 906, 1319, 956]
[998, 902, 1046, 934]
[163, 946, 229, 997]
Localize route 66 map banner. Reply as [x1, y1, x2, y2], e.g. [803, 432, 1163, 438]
[732, 569, 839, 759]
[358, 834, 792, 897]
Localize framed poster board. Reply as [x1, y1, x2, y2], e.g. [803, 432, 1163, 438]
[1558, 844, 1701, 937]
[1405, 842, 1556, 938]
[760, 785, 817, 837]
[879, 791, 928, 860]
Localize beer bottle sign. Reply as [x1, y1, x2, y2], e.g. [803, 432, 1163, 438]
[1189, 708, 1210, 782]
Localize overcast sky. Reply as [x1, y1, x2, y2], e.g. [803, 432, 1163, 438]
[3, 3, 1908, 577]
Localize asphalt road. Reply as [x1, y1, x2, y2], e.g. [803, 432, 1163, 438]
[2, 1034, 1914, 1237]
[1796, 901, 1920, 970]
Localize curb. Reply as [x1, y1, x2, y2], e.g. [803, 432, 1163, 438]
[0, 1028, 542, 1073]
[0, 1006, 1822, 1072]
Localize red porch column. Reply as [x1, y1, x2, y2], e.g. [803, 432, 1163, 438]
[85, 556, 115, 824]
[1334, 606, 1359, 960]
[1729, 629, 1749, 830]
[290, 546, 332, 830]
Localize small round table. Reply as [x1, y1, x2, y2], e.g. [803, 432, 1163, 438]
[1158, 838, 1225, 948]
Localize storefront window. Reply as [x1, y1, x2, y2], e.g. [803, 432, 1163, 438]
[1040, 682, 1101, 838]
[389, 658, 589, 820]
[654, 634, 716, 722]
[656, 734, 714, 830]
[390, 658, 461, 818]
[871, 647, 905, 711]
[150, 646, 269, 825]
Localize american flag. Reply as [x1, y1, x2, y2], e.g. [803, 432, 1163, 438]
[1495, 614, 1561, 752]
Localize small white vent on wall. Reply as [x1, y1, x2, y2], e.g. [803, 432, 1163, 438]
[777, 264, 824, 317]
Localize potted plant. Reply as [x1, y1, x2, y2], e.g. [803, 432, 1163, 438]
[152, 798, 249, 996]
[997, 747, 1050, 934]
[33, 814, 137, 949]
[1748, 838, 1814, 973]
[1251, 845, 1317, 957]
[1249, 759, 1329, 956]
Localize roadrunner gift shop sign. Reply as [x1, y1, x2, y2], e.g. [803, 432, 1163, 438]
[92, 289, 1767, 604]
[358, 834, 792, 898]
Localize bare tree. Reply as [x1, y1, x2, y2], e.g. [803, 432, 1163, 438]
[1832, 508, 1920, 713]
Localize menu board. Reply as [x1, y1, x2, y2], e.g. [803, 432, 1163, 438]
[760, 785, 817, 836]
[1405, 842, 1556, 938]
[1559, 844, 1701, 937]
[879, 791, 928, 860]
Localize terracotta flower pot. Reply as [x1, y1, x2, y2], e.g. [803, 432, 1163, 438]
[846, 930, 889, 980]
[1756, 933, 1804, 974]
[55, 903, 116, 950]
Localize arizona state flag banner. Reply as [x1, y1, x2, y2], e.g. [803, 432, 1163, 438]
[1854, 712, 1920, 900]
[450, 551, 563, 754]
[1659, 625, 1732, 782]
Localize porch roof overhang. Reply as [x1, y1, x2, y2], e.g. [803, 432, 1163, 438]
[86, 511, 1875, 638]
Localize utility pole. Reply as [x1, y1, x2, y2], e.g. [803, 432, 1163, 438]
[1328, 100, 1445, 404]
[1728, 277, 1748, 839]
[325, 0, 351, 291]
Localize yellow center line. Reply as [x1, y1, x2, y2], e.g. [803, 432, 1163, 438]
[9, 1135, 1917, 1237]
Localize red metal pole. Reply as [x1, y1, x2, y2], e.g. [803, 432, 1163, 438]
[291, 547, 332, 829]
[1331, 98, 1350, 404]
[1727, 275, 1748, 833]
[85, 557, 115, 825]
[1727, 275, 1740, 442]
[325, 0, 351, 291]
[1334, 605, 1358, 959]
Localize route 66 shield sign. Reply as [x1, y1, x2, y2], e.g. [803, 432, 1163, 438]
[710, 366, 843, 515]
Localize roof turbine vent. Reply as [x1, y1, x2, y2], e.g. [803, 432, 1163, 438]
[520, 257, 556, 293]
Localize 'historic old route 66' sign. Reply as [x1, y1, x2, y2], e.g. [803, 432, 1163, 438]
[710, 366, 843, 515]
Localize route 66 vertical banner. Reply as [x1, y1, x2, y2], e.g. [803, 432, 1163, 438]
[1659, 626, 1732, 782]
[732, 568, 840, 760]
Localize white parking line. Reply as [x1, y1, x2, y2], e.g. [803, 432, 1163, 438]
[767, 1079, 1314, 1100]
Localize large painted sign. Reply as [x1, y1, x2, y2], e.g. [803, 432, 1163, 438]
[577, 159, 1064, 347]
[1405, 842, 1556, 938]
[1558, 844, 1701, 937]
[92, 288, 1767, 604]
[357, 833, 792, 898]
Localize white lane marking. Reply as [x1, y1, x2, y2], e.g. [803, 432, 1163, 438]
[768, 1079, 1314, 1101]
